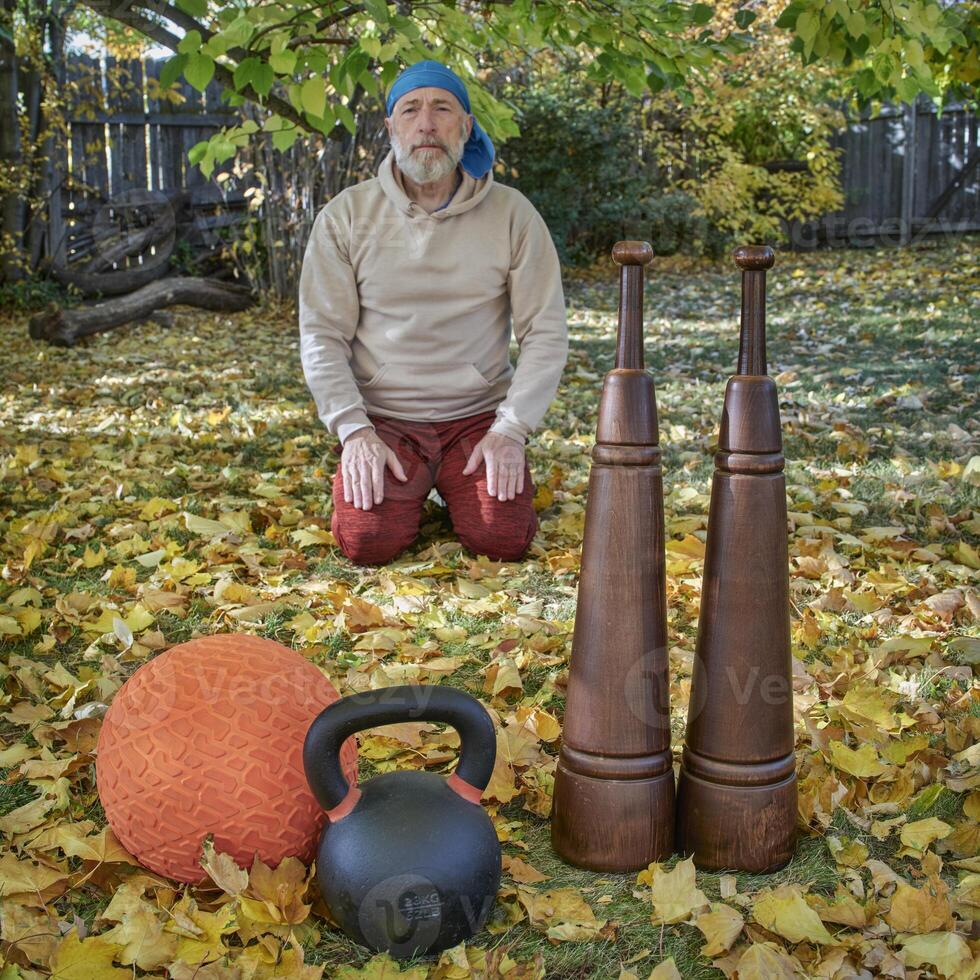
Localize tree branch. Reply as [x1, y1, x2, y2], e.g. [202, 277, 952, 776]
[81, 0, 375, 144]
[81, 0, 312, 128]
[248, 3, 363, 53]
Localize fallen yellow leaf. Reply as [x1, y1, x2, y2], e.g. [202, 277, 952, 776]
[694, 902, 744, 956]
[752, 885, 834, 945]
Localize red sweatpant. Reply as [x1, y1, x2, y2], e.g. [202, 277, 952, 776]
[329, 410, 537, 566]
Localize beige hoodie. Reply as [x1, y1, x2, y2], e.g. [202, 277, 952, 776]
[298, 149, 568, 445]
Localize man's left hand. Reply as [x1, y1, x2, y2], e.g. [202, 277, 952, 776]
[462, 432, 525, 501]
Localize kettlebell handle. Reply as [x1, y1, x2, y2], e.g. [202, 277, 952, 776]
[304, 685, 497, 821]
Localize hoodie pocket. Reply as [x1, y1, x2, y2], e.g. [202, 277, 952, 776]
[360, 361, 496, 415]
[359, 364, 391, 389]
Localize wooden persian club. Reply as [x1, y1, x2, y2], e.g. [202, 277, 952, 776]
[551, 240, 675, 872]
[675, 245, 797, 872]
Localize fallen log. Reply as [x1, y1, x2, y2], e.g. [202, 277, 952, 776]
[29, 276, 256, 347]
[47, 260, 171, 297]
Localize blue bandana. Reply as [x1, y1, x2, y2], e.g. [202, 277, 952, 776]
[385, 60, 495, 180]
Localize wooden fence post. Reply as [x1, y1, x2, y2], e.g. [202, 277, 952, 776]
[900, 99, 918, 245]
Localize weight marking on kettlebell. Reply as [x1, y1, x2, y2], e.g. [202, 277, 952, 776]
[398, 889, 442, 922]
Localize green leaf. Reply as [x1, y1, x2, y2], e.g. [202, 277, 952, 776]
[734, 8, 757, 28]
[335, 102, 356, 135]
[212, 137, 236, 164]
[796, 10, 820, 55]
[845, 11, 866, 38]
[159, 53, 187, 89]
[306, 49, 329, 75]
[590, 23, 612, 44]
[358, 70, 378, 96]
[774, 1, 804, 29]
[621, 67, 647, 98]
[906, 38, 925, 68]
[379, 60, 399, 90]
[854, 67, 878, 97]
[208, 16, 251, 56]
[389, 14, 420, 39]
[272, 126, 300, 152]
[188, 140, 209, 166]
[223, 15, 253, 47]
[175, 0, 207, 17]
[650, 52, 677, 78]
[872, 51, 897, 83]
[234, 57, 274, 97]
[929, 27, 953, 56]
[304, 106, 335, 134]
[690, 3, 714, 25]
[269, 49, 297, 74]
[345, 49, 371, 80]
[227, 120, 258, 146]
[363, 0, 389, 22]
[895, 75, 920, 103]
[184, 52, 215, 92]
[233, 57, 260, 89]
[300, 77, 326, 117]
[177, 30, 202, 55]
[361, 36, 382, 58]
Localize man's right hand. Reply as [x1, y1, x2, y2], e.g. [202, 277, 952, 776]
[340, 428, 408, 510]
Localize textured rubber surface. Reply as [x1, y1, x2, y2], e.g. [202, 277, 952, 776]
[96, 633, 358, 884]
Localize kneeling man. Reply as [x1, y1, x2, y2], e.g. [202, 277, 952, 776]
[298, 60, 568, 565]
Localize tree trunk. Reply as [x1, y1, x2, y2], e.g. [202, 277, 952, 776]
[29, 275, 256, 346]
[0, 0, 24, 283]
[23, 60, 45, 272]
[43, 1, 68, 269]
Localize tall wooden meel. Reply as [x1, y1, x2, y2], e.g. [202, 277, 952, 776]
[551, 241, 675, 872]
[675, 245, 797, 872]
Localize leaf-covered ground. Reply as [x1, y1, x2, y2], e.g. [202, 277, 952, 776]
[1, 238, 978, 979]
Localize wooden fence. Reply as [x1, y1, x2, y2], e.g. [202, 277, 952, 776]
[794, 98, 979, 247]
[55, 56, 979, 276]
[56, 54, 250, 271]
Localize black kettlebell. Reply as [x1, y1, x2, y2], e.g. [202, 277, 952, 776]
[303, 684, 500, 958]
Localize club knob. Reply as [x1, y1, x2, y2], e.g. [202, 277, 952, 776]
[612, 241, 654, 266]
[733, 245, 775, 271]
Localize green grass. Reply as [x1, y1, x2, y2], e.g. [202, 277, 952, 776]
[303, 806, 842, 978]
[0, 770, 41, 817]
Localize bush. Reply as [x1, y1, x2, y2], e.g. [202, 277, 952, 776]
[496, 77, 728, 264]
[495, 86, 645, 266]
[0, 276, 75, 314]
[638, 191, 728, 258]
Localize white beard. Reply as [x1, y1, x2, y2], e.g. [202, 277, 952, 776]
[391, 120, 468, 185]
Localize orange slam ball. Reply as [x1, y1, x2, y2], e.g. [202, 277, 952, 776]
[96, 634, 358, 884]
